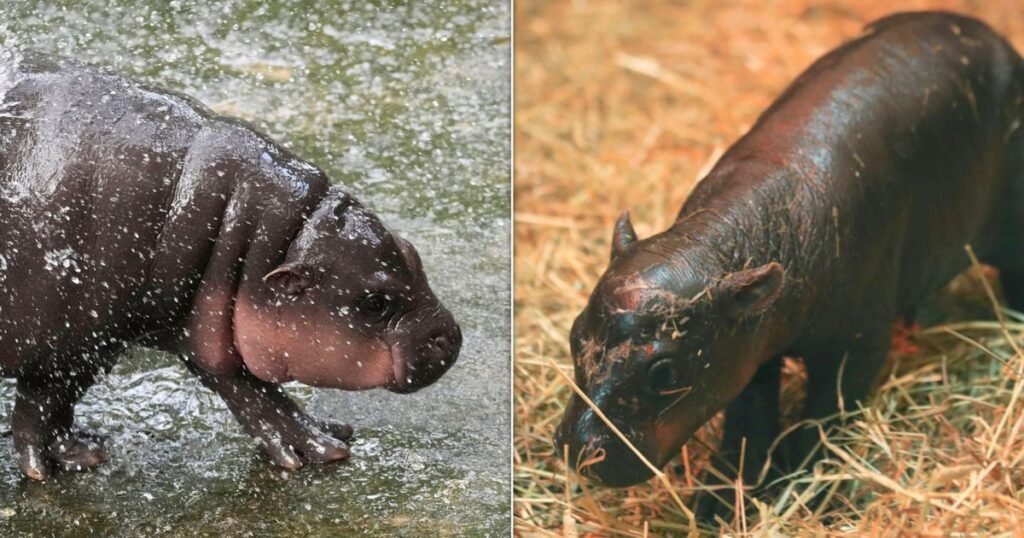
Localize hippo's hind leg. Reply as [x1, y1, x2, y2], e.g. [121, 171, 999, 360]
[12, 348, 118, 480]
[183, 360, 352, 469]
[696, 355, 783, 523]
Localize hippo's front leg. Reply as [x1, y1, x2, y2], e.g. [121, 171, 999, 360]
[696, 355, 782, 523]
[184, 362, 352, 469]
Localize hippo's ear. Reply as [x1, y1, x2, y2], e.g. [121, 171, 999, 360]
[715, 262, 784, 318]
[611, 210, 638, 260]
[263, 263, 313, 296]
[396, 236, 423, 275]
[333, 195, 356, 226]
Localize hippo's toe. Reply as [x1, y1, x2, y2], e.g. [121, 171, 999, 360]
[18, 445, 50, 481]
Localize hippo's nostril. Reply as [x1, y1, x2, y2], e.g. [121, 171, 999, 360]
[430, 335, 450, 352]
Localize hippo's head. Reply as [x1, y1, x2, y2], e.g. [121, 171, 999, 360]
[235, 188, 461, 394]
[554, 212, 784, 487]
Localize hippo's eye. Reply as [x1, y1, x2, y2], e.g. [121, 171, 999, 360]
[647, 358, 680, 394]
[359, 293, 392, 320]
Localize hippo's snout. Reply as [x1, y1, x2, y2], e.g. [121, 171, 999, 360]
[576, 441, 656, 488]
[555, 398, 656, 488]
[390, 309, 461, 394]
[555, 430, 656, 488]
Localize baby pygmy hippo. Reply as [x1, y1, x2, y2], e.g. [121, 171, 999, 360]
[556, 11, 1024, 518]
[0, 51, 461, 479]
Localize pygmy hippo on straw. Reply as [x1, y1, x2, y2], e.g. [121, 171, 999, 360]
[556, 11, 1024, 518]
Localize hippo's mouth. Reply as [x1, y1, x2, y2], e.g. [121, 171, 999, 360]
[389, 343, 418, 394]
[385, 327, 459, 394]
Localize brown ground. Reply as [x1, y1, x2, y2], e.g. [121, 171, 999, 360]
[515, 1, 1024, 535]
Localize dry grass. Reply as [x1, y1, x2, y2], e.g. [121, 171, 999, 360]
[514, 0, 1024, 535]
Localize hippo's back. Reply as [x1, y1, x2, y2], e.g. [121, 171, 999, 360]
[0, 51, 219, 371]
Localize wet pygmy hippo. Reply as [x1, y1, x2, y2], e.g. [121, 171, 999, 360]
[556, 11, 1024, 517]
[0, 51, 461, 479]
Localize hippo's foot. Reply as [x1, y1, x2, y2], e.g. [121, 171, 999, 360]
[694, 488, 741, 527]
[695, 486, 779, 528]
[13, 368, 114, 481]
[17, 429, 107, 481]
[252, 411, 352, 470]
[48, 430, 107, 473]
[317, 419, 355, 443]
[183, 362, 353, 470]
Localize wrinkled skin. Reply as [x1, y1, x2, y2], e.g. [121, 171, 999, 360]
[0, 51, 460, 480]
[556, 12, 1024, 521]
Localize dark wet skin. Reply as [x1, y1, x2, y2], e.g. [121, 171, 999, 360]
[556, 12, 1024, 522]
[0, 52, 461, 480]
